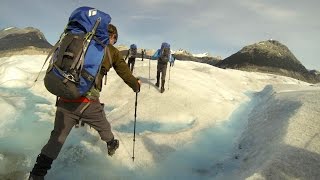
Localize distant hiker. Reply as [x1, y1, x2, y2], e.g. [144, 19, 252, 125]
[170, 56, 176, 67]
[125, 44, 137, 72]
[29, 7, 141, 180]
[151, 42, 174, 93]
[141, 49, 145, 61]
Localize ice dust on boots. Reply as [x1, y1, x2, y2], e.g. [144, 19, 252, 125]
[28, 154, 53, 180]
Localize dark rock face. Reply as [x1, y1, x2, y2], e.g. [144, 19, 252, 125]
[0, 27, 52, 55]
[173, 54, 221, 66]
[216, 40, 320, 83]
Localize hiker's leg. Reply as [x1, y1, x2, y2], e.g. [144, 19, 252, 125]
[160, 64, 167, 93]
[128, 58, 134, 72]
[40, 103, 78, 159]
[156, 63, 161, 87]
[131, 58, 135, 72]
[161, 63, 168, 83]
[29, 154, 53, 180]
[127, 59, 131, 69]
[81, 102, 119, 156]
[81, 102, 114, 142]
[30, 101, 78, 178]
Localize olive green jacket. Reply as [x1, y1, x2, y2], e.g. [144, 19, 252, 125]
[86, 44, 139, 98]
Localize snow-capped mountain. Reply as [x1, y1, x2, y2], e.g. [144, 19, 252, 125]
[171, 49, 193, 56]
[193, 52, 211, 58]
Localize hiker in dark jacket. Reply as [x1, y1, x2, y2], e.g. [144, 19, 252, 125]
[141, 49, 145, 61]
[125, 44, 137, 72]
[29, 24, 141, 180]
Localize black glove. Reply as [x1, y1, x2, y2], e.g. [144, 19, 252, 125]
[107, 138, 119, 156]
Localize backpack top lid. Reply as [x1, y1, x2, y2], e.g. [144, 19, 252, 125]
[130, 44, 137, 49]
[161, 42, 170, 49]
[66, 6, 111, 46]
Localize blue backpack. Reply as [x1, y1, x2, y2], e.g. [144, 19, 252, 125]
[130, 44, 137, 49]
[129, 44, 137, 58]
[42, 7, 112, 99]
[159, 42, 170, 63]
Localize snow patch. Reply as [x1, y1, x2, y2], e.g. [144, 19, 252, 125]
[193, 52, 211, 57]
[3, 27, 15, 31]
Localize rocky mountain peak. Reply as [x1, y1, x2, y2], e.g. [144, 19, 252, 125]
[0, 27, 52, 56]
[216, 39, 320, 83]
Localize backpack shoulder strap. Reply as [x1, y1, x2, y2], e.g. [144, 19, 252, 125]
[106, 46, 113, 68]
[101, 46, 113, 85]
[74, 17, 102, 71]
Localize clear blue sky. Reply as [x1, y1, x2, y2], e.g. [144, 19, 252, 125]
[1, 0, 320, 69]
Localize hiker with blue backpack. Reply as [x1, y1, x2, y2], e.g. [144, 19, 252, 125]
[125, 44, 137, 72]
[151, 42, 174, 93]
[29, 7, 141, 180]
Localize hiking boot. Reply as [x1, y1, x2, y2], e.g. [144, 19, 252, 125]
[160, 87, 165, 93]
[29, 154, 53, 179]
[160, 80, 165, 93]
[28, 174, 44, 180]
[107, 139, 119, 156]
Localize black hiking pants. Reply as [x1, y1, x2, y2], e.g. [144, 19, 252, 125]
[41, 100, 114, 160]
[156, 62, 168, 83]
[128, 57, 135, 72]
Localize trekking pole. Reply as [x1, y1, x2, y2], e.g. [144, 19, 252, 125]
[132, 92, 138, 162]
[168, 65, 171, 90]
[148, 57, 151, 89]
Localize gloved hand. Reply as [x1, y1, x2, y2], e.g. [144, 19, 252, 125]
[136, 78, 141, 93]
[107, 138, 119, 156]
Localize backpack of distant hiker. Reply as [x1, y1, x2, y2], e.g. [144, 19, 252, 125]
[159, 42, 170, 63]
[129, 44, 137, 58]
[42, 6, 112, 99]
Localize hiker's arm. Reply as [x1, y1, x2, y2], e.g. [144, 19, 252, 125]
[124, 50, 129, 61]
[113, 50, 140, 92]
[169, 54, 174, 62]
[151, 49, 160, 60]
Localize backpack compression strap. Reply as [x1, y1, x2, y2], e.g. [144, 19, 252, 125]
[34, 33, 66, 83]
[70, 17, 102, 72]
